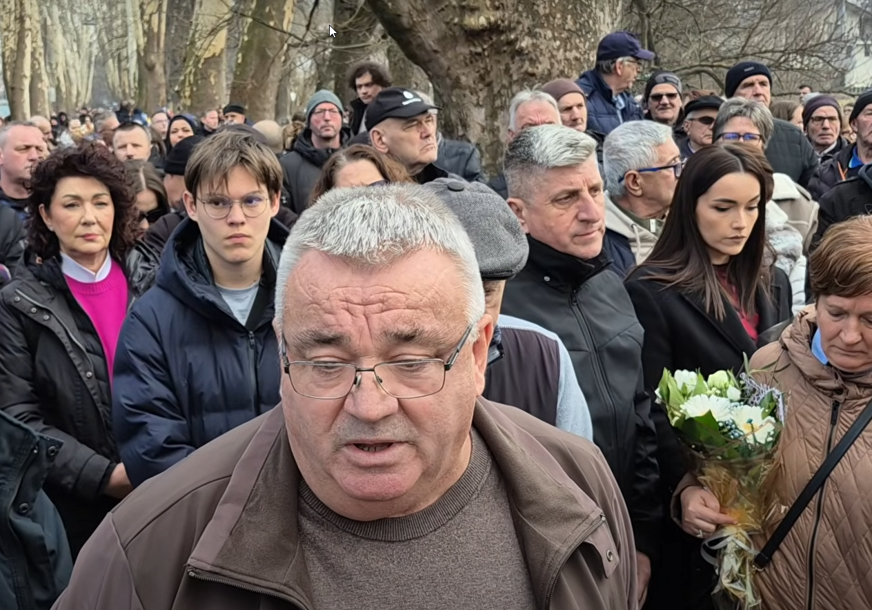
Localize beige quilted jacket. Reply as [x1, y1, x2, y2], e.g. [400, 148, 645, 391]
[749, 308, 872, 610]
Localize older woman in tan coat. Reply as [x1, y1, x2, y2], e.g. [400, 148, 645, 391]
[748, 216, 872, 609]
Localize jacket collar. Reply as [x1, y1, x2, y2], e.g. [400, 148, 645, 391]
[524, 235, 609, 291]
[414, 163, 450, 184]
[186, 400, 614, 609]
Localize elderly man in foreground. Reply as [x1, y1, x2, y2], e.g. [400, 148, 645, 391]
[53, 185, 637, 610]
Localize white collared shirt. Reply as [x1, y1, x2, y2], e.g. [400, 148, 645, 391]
[61, 252, 112, 283]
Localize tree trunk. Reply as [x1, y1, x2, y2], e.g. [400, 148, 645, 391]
[137, 0, 168, 111]
[165, 0, 196, 109]
[386, 38, 429, 95]
[328, 0, 378, 103]
[29, 0, 50, 117]
[230, 0, 296, 121]
[365, 0, 623, 175]
[0, 0, 35, 118]
[179, 0, 233, 115]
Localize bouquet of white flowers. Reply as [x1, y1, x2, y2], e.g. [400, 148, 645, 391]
[657, 366, 786, 609]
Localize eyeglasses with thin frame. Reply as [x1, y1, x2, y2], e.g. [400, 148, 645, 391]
[619, 160, 684, 183]
[686, 116, 716, 127]
[719, 133, 762, 143]
[280, 324, 475, 400]
[311, 108, 342, 117]
[809, 116, 840, 126]
[196, 195, 269, 219]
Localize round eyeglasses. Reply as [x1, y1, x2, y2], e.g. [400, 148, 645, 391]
[197, 195, 269, 219]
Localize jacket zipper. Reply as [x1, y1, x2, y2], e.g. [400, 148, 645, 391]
[545, 513, 606, 608]
[568, 291, 620, 457]
[247, 331, 261, 414]
[805, 399, 841, 610]
[187, 566, 309, 609]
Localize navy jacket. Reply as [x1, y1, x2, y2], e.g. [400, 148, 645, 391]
[0, 411, 71, 610]
[576, 70, 643, 136]
[602, 230, 636, 278]
[112, 218, 287, 487]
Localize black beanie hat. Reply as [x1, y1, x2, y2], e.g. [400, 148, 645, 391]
[802, 95, 842, 127]
[163, 135, 205, 176]
[644, 71, 682, 101]
[725, 61, 772, 98]
[850, 90, 872, 123]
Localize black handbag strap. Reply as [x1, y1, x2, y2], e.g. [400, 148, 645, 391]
[755, 397, 872, 569]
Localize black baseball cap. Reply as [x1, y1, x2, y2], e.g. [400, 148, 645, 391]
[366, 87, 440, 129]
[596, 31, 655, 62]
[684, 96, 724, 115]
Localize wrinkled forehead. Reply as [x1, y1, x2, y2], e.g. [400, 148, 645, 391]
[281, 249, 469, 346]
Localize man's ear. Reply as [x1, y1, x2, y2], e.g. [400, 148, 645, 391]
[506, 197, 530, 233]
[624, 171, 643, 197]
[370, 128, 389, 154]
[471, 315, 495, 397]
[183, 191, 197, 219]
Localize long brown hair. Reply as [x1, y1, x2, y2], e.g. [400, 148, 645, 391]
[308, 144, 414, 206]
[629, 144, 773, 320]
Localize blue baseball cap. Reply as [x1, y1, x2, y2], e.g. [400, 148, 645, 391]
[596, 31, 655, 62]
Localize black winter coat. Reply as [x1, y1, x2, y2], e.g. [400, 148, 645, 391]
[0, 410, 71, 610]
[807, 142, 857, 202]
[765, 119, 818, 189]
[0, 204, 25, 284]
[501, 236, 661, 558]
[437, 136, 484, 182]
[0, 252, 153, 557]
[280, 127, 351, 213]
[624, 266, 792, 610]
[348, 97, 367, 135]
[811, 163, 872, 250]
[112, 218, 288, 487]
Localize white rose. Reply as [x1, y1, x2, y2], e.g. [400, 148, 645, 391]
[707, 370, 731, 389]
[674, 370, 698, 392]
[726, 386, 742, 402]
[683, 394, 732, 420]
[732, 405, 777, 443]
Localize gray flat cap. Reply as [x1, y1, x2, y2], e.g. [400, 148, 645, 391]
[423, 178, 528, 280]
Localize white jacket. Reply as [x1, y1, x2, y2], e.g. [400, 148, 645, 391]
[771, 172, 819, 254]
[766, 190, 807, 314]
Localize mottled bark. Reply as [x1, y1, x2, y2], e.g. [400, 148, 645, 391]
[386, 38, 429, 94]
[179, 0, 233, 115]
[328, 0, 379, 102]
[136, 0, 168, 110]
[0, 0, 35, 118]
[30, 0, 51, 116]
[230, 0, 297, 121]
[165, 0, 197, 108]
[365, 0, 623, 175]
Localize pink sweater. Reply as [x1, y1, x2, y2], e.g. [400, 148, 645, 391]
[65, 260, 129, 382]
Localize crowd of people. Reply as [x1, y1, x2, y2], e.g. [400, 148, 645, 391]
[2, 30, 872, 610]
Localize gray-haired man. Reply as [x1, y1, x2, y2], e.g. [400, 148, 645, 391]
[57, 184, 637, 610]
[602, 120, 681, 277]
[424, 178, 593, 439]
[500, 124, 660, 606]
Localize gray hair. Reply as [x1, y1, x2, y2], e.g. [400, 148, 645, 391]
[504, 124, 598, 202]
[603, 121, 676, 200]
[596, 57, 634, 75]
[274, 184, 486, 336]
[713, 98, 774, 146]
[0, 121, 40, 149]
[508, 90, 560, 132]
[93, 112, 116, 133]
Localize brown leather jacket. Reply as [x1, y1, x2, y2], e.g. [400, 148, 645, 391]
[750, 308, 872, 610]
[52, 399, 638, 610]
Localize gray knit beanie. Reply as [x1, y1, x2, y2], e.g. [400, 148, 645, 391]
[306, 90, 345, 124]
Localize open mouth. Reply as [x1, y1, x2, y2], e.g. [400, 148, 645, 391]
[354, 442, 394, 453]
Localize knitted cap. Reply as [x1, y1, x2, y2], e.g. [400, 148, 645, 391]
[539, 79, 585, 103]
[163, 135, 205, 176]
[725, 62, 772, 98]
[850, 90, 872, 123]
[644, 71, 682, 101]
[802, 95, 842, 127]
[306, 90, 345, 124]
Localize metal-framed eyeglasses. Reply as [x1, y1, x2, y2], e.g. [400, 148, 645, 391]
[196, 194, 269, 219]
[280, 325, 475, 400]
[619, 160, 684, 183]
[718, 133, 762, 143]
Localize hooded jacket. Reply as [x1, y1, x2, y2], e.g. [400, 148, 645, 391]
[112, 218, 288, 487]
[749, 309, 872, 610]
[765, 119, 819, 189]
[501, 236, 661, 559]
[280, 126, 351, 213]
[0, 250, 155, 557]
[766, 184, 808, 313]
[603, 195, 659, 278]
[807, 142, 855, 201]
[811, 163, 872, 250]
[54, 400, 638, 610]
[770, 173, 819, 254]
[576, 70, 644, 136]
[0, 411, 71, 610]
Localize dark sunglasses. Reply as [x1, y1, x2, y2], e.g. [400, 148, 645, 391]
[138, 208, 168, 224]
[650, 92, 679, 102]
[687, 116, 716, 126]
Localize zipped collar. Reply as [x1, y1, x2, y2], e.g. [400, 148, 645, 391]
[523, 235, 610, 292]
[185, 400, 616, 608]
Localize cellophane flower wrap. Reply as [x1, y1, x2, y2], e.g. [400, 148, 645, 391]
[657, 365, 785, 609]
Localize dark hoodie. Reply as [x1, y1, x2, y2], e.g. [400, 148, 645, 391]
[111, 217, 288, 487]
[812, 163, 872, 250]
[279, 126, 351, 213]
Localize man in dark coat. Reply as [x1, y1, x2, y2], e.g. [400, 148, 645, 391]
[345, 61, 391, 135]
[811, 163, 872, 250]
[807, 90, 872, 200]
[0, 122, 47, 220]
[113, 130, 287, 487]
[575, 31, 652, 136]
[499, 124, 660, 607]
[0, 411, 71, 610]
[724, 61, 818, 187]
[280, 90, 350, 213]
[0, 203, 24, 284]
